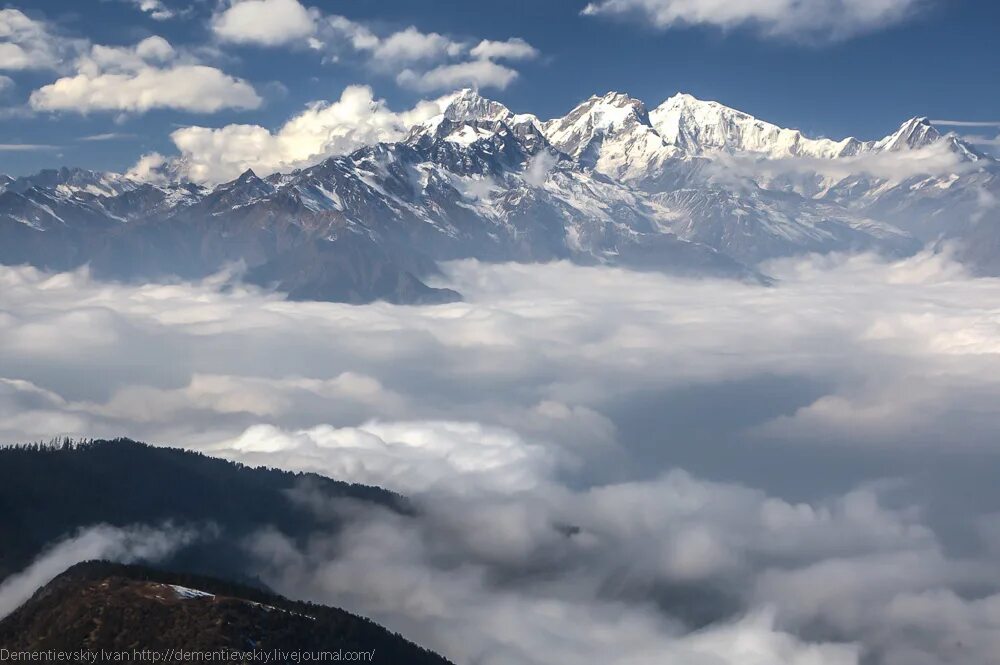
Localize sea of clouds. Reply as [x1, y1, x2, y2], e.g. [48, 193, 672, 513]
[4, 251, 1000, 663]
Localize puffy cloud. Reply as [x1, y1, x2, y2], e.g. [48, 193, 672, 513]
[321, 17, 536, 91]
[318, 14, 535, 71]
[137, 84, 442, 183]
[120, 0, 178, 21]
[125, 151, 170, 183]
[0, 524, 198, 619]
[247, 508, 863, 665]
[28, 36, 259, 115]
[397, 60, 520, 92]
[30, 66, 260, 114]
[0, 8, 76, 71]
[244, 467, 948, 664]
[215, 5, 537, 91]
[212, 0, 318, 47]
[318, 16, 470, 69]
[581, 0, 923, 42]
[223, 420, 556, 495]
[469, 38, 540, 61]
[363, 26, 466, 65]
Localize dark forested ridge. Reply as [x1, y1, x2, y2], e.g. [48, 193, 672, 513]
[0, 560, 452, 663]
[0, 439, 405, 584]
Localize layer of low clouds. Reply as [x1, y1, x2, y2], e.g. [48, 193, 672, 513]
[239, 416, 1000, 665]
[705, 139, 975, 190]
[4, 255, 1000, 661]
[4, 252, 1000, 464]
[581, 0, 924, 42]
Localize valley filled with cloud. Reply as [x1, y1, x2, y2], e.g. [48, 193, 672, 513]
[3, 253, 1000, 663]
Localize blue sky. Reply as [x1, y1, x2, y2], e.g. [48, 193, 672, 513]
[1, 0, 998, 179]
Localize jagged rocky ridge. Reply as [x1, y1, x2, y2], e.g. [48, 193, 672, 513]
[1, 89, 996, 303]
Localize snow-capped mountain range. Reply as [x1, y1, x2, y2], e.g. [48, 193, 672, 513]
[1, 89, 996, 303]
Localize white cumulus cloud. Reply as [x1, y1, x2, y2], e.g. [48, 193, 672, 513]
[29, 35, 261, 114]
[0, 8, 78, 71]
[212, 0, 318, 46]
[469, 38, 540, 61]
[397, 60, 521, 93]
[120, 0, 179, 21]
[135, 84, 442, 184]
[210, 2, 537, 92]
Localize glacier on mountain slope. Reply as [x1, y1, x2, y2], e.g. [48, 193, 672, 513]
[0, 88, 997, 302]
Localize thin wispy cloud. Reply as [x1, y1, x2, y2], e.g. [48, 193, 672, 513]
[931, 119, 1000, 127]
[581, 0, 924, 42]
[962, 134, 1000, 146]
[0, 143, 58, 151]
[77, 132, 136, 142]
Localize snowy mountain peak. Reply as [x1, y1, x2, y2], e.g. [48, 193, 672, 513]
[649, 93, 856, 159]
[236, 168, 262, 183]
[875, 117, 941, 152]
[561, 91, 649, 126]
[592, 91, 649, 115]
[1, 167, 140, 198]
[868, 117, 983, 162]
[439, 88, 514, 124]
[408, 89, 546, 155]
[543, 91, 650, 155]
[213, 167, 275, 202]
[542, 91, 678, 181]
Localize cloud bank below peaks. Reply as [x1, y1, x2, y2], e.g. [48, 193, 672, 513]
[5, 254, 1000, 662]
[241, 427, 989, 665]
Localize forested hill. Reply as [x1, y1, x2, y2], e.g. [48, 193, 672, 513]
[0, 439, 405, 583]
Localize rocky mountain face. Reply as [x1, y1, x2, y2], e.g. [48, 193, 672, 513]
[0, 561, 451, 663]
[1, 89, 996, 303]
